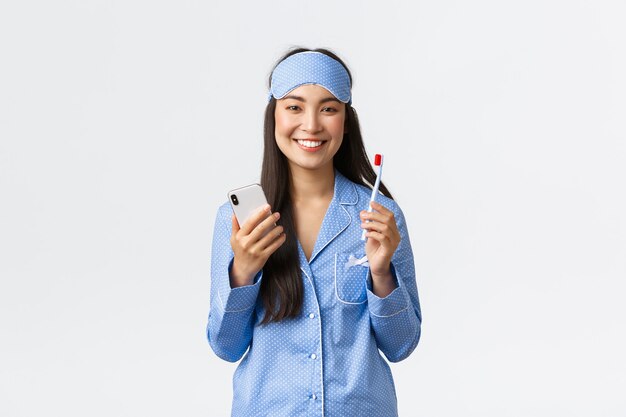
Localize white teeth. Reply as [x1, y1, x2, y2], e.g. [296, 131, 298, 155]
[297, 140, 323, 148]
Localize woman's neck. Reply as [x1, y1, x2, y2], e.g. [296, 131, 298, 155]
[289, 163, 335, 203]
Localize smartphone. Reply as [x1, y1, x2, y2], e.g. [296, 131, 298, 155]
[227, 183, 273, 229]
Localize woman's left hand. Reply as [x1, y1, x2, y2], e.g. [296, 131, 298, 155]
[360, 200, 401, 278]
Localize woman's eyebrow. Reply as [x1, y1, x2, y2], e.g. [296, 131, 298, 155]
[283, 95, 341, 104]
[283, 94, 305, 102]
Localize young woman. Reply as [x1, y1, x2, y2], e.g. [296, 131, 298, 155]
[207, 48, 422, 417]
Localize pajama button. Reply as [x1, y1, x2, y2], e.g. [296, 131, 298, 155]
[311, 394, 317, 400]
[310, 353, 317, 359]
[308, 313, 315, 318]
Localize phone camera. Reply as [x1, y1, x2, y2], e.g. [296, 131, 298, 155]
[230, 194, 239, 205]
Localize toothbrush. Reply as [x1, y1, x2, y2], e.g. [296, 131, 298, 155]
[361, 153, 384, 241]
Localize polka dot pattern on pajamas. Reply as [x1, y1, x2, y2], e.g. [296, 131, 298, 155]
[207, 171, 422, 417]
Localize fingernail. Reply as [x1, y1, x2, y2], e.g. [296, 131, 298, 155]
[274, 212, 280, 219]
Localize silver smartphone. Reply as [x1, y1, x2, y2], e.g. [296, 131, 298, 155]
[227, 183, 272, 228]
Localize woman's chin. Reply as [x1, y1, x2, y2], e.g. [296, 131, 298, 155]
[288, 157, 333, 172]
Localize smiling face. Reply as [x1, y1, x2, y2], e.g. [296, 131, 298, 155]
[274, 84, 346, 174]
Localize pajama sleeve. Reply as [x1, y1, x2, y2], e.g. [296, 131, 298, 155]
[366, 203, 422, 362]
[207, 203, 262, 362]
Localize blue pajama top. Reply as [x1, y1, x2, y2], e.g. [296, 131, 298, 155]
[207, 171, 422, 417]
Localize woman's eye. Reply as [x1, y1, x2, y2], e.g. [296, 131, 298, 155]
[287, 105, 300, 111]
[322, 107, 337, 112]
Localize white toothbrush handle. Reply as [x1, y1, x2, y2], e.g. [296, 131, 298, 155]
[361, 163, 383, 241]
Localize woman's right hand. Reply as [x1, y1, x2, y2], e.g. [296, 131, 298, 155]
[229, 205, 286, 287]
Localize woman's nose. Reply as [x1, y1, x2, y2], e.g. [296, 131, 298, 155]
[302, 110, 322, 132]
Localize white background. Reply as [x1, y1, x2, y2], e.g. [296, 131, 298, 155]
[1, 1, 625, 416]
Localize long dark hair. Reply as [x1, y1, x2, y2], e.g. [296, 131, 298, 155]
[259, 47, 393, 323]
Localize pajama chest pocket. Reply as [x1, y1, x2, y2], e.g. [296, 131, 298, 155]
[334, 252, 369, 304]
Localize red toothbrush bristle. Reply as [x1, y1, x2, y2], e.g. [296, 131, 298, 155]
[374, 154, 382, 166]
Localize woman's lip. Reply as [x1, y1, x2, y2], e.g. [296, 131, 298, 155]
[294, 139, 326, 152]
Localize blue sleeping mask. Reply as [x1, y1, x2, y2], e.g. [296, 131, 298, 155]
[268, 51, 352, 105]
